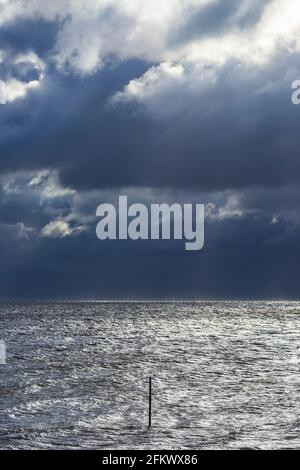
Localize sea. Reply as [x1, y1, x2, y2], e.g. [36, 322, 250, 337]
[0, 301, 299, 450]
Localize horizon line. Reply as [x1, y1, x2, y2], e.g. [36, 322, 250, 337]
[0, 299, 300, 303]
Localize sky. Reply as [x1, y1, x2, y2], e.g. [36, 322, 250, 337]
[0, 0, 300, 300]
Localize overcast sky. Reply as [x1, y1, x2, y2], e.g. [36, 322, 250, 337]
[0, 0, 300, 299]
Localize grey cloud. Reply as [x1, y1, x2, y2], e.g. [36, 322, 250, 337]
[170, 0, 273, 45]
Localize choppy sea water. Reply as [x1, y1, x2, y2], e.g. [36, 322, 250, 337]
[0, 301, 299, 450]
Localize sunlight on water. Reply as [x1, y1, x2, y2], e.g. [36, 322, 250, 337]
[0, 301, 299, 449]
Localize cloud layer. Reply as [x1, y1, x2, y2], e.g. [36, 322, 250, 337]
[0, 0, 300, 298]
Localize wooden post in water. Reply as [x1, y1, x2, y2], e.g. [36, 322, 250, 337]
[148, 376, 152, 428]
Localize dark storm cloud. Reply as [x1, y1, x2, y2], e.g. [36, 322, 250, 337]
[1, 209, 300, 300]
[0, 59, 151, 174]
[62, 56, 300, 192]
[0, 3, 300, 299]
[1, 53, 299, 193]
[0, 19, 58, 57]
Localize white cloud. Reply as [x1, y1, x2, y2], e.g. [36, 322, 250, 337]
[39, 174, 75, 201]
[40, 218, 87, 238]
[113, 63, 184, 103]
[5, 77, 39, 102]
[27, 170, 75, 201]
[111, 62, 191, 116]
[111, 60, 218, 116]
[0, 0, 299, 75]
[206, 193, 251, 221]
[28, 171, 49, 188]
[40, 219, 73, 238]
